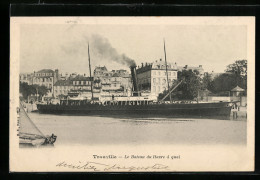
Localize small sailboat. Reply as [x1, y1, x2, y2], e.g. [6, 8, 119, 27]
[18, 102, 57, 147]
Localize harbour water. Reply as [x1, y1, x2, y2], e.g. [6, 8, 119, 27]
[27, 112, 247, 146]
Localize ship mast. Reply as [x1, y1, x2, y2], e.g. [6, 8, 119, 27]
[88, 42, 94, 100]
[163, 39, 172, 102]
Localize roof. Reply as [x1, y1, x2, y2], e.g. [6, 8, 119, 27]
[95, 66, 108, 71]
[112, 73, 120, 77]
[231, 86, 245, 92]
[72, 75, 93, 81]
[36, 69, 54, 73]
[178, 66, 203, 71]
[54, 80, 73, 86]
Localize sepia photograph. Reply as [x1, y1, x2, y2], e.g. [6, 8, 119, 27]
[10, 16, 255, 172]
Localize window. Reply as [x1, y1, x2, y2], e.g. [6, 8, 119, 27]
[153, 71, 156, 75]
[153, 86, 156, 92]
[162, 79, 166, 84]
[168, 72, 171, 76]
[153, 78, 156, 83]
[158, 78, 160, 84]
[158, 72, 160, 76]
[158, 86, 160, 92]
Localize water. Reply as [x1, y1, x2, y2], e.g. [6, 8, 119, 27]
[27, 112, 247, 146]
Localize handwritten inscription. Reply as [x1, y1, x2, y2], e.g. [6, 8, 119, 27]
[56, 161, 170, 171]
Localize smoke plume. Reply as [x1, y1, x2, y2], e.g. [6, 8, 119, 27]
[90, 34, 136, 67]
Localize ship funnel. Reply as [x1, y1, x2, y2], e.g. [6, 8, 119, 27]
[130, 65, 139, 96]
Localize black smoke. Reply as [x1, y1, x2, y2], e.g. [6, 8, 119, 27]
[90, 34, 136, 67]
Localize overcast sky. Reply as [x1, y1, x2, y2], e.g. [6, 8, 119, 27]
[20, 23, 247, 74]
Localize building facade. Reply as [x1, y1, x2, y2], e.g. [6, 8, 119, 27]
[53, 79, 74, 97]
[19, 73, 33, 85]
[136, 59, 178, 97]
[94, 66, 132, 97]
[53, 75, 101, 100]
[32, 69, 60, 94]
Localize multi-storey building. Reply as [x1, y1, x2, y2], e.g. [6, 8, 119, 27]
[53, 79, 74, 97]
[32, 69, 60, 94]
[136, 59, 178, 97]
[53, 75, 101, 100]
[94, 66, 132, 97]
[19, 73, 33, 85]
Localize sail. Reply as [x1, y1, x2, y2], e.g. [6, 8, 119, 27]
[18, 102, 45, 138]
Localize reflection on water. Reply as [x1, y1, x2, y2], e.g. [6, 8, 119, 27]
[27, 112, 247, 146]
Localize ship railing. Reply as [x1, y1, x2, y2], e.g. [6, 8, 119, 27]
[102, 100, 153, 106]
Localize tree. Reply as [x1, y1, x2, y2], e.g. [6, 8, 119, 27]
[20, 82, 35, 99]
[33, 85, 48, 98]
[211, 73, 237, 93]
[210, 73, 246, 93]
[225, 60, 247, 90]
[158, 70, 202, 101]
[176, 70, 202, 100]
[225, 60, 247, 76]
[201, 73, 214, 92]
[19, 82, 48, 100]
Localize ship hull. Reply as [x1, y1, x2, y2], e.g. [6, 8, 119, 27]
[37, 102, 232, 118]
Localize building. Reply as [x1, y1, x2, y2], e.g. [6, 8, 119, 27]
[60, 72, 69, 80]
[136, 59, 178, 97]
[32, 69, 60, 94]
[94, 66, 109, 77]
[19, 73, 33, 85]
[94, 66, 132, 97]
[53, 75, 101, 100]
[231, 86, 245, 97]
[53, 79, 74, 97]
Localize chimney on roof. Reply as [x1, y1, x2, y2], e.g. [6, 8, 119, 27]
[141, 63, 143, 67]
[160, 58, 162, 61]
[199, 65, 202, 68]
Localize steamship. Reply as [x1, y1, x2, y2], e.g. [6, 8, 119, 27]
[36, 43, 233, 118]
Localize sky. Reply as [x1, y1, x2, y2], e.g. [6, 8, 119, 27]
[20, 23, 247, 75]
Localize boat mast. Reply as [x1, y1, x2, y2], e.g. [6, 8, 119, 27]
[88, 42, 94, 100]
[163, 39, 172, 102]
